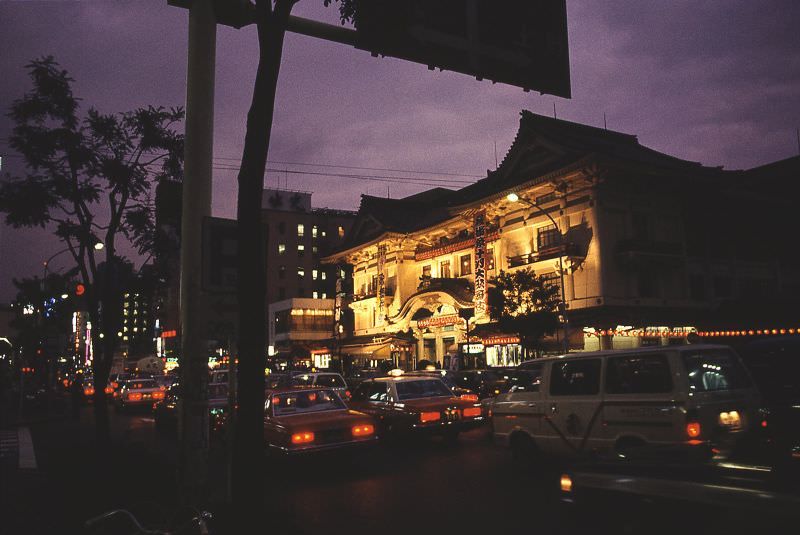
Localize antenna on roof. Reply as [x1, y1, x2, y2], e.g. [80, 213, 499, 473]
[553, 102, 557, 119]
[603, 112, 608, 130]
[387, 184, 390, 199]
[796, 127, 799, 155]
[494, 140, 498, 169]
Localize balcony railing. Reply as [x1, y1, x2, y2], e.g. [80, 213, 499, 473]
[414, 226, 499, 261]
[507, 244, 567, 268]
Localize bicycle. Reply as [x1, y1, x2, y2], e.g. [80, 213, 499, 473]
[84, 508, 212, 535]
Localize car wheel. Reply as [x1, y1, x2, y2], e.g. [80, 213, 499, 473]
[510, 433, 539, 470]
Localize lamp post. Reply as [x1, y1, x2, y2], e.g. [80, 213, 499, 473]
[506, 192, 570, 354]
[42, 242, 104, 280]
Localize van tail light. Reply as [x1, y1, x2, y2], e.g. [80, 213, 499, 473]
[152, 391, 165, 400]
[560, 474, 573, 493]
[463, 407, 481, 418]
[420, 411, 441, 423]
[686, 421, 701, 439]
[104, 386, 113, 395]
[352, 424, 374, 437]
[84, 387, 95, 396]
[291, 432, 315, 444]
[345, 390, 352, 399]
[460, 394, 479, 402]
[128, 392, 143, 401]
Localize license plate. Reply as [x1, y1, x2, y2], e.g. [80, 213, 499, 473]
[719, 410, 741, 429]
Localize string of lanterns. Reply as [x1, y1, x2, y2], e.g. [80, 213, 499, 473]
[584, 328, 797, 338]
[698, 328, 796, 337]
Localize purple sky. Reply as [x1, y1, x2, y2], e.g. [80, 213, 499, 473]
[1, 0, 799, 302]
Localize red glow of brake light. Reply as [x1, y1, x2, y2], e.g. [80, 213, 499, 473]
[152, 391, 165, 400]
[345, 390, 352, 399]
[272, 397, 280, 405]
[686, 422, 701, 438]
[128, 392, 143, 401]
[291, 432, 315, 444]
[104, 386, 113, 395]
[84, 387, 95, 396]
[111, 381, 118, 389]
[352, 424, 374, 437]
[307, 393, 317, 402]
[463, 407, 481, 418]
[761, 420, 768, 428]
[420, 411, 441, 423]
[460, 394, 479, 402]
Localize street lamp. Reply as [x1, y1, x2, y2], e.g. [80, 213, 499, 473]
[43, 241, 104, 279]
[506, 192, 570, 354]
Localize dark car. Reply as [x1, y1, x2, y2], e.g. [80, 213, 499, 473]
[404, 370, 479, 401]
[154, 382, 230, 439]
[345, 368, 384, 389]
[348, 375, 485, 441]
[739, 337, 800, 484]
[450, 369, 507, 399]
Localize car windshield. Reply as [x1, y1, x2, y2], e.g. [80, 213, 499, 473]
[682, 349, 752, 392]
[270, 389, 345, 416]
[314, 374, 345, 388]
[126, 380, 157, 390]
[265, 375, 289, 389]
[291, 375, 315, 386]
[395, 379, 453, 400]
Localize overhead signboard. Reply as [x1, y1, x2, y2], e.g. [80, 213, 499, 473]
[352, 0, 571, 97]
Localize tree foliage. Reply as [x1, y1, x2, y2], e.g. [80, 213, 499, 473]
[0, 56, 184, 440]
[487, 268, 560, 352]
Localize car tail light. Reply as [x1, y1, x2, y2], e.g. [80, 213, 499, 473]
[420, 411, 441, 423]
[560, 474, 573, 493]
[460, 394, 479, 402]
[84, 387, 95, 396]
[686, 421, 701, 439]
[128, 392, 143, 401]
[352, 424, 374, 437]
[152, 391, 165, 400]
[291, 432, 315, 444]
[761, 419, 768, 428]
[111, 381, 118, 389]
[104, 386, 113, 395]
[463, 407, 481, 418]
[345, 390, 352, 399]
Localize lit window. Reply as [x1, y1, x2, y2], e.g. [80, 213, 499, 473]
[338, 226, 345, 238]
[298, 244, 305, 257]
[297, 224, 305, 237]
[340, 269, 345, 278]
[312, 269, 318, 280]
[321, 271, 327, 280]
[278, 266, 286, 279]
[278, 244, 286, 255]
[312, 291, 319, 299]
[321, 230, 327, 237]
[321, 293, 327, 299]
[312, 225, 318, 238]
[297, 267, 305, 279]
[312, 245, 318, 255]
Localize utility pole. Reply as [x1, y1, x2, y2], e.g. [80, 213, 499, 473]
[177, 0, 215, 502]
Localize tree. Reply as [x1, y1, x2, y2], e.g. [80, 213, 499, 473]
[487, 268, 560, 355]
[229, 0, 353, 527]
[0, 57, 184, 443]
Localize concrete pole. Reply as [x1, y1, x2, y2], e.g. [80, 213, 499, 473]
[178, 0, 215, 501]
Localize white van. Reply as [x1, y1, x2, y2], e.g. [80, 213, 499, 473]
[491, 344, 762, 464]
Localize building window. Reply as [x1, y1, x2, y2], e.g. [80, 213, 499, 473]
[422, 265, 432, 278]
[322, 230, 327, 237]
[278, 222, 286, 234]
[689, 274, 705, 301]
[541, 272, 561, 292]
[312, 225, 318, 238]
[440, 260, 451, 278]
[714, 276, 732, 299]
[338, 225, 345, 238]
[321, 292, 327, 299]
[321, 271, 327, 280]
[312, 269, 318, 280]
[278, 265, 286, 279]
[278, 243, 286, 255]
[297, 223, 305, 237]
[537, 224, 560, 250]
[298, 267, 305, 279]
[312, 291, 319, 299]
[312, 245, 318, 255]
[637, 269, 659, 298]
[459, 254, 471, 276]
[278, 287, 286, 299]
[297, 244, 305, 257]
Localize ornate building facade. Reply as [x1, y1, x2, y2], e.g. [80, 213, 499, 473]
[323, 111, 798, 369]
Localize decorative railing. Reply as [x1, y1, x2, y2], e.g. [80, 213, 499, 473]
[507, 244, 567, 268]
[414, 227, 499, 261]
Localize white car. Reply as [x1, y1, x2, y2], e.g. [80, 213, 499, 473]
[116, 377, 165, 410]
[492, 344, 762, 465]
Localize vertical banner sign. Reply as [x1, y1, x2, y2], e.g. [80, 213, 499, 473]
[376, 244, 387, 325]
[473, 211, 487, 315]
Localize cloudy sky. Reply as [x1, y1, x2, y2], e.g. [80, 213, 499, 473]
[1, 0, 798, 302]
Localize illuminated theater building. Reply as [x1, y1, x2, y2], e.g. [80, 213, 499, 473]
[323, 111, 798, 369]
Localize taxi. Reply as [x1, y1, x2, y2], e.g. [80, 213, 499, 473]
[115, 377, 165, 411]
[348, 372, 486, 441]
[264, 387, 378, 454]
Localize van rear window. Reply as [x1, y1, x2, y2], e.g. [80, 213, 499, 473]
[606, 354, 672, 394]
[682, 349, 751, 392]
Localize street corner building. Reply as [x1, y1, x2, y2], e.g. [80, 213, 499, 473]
[322, 111, 800, 369]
